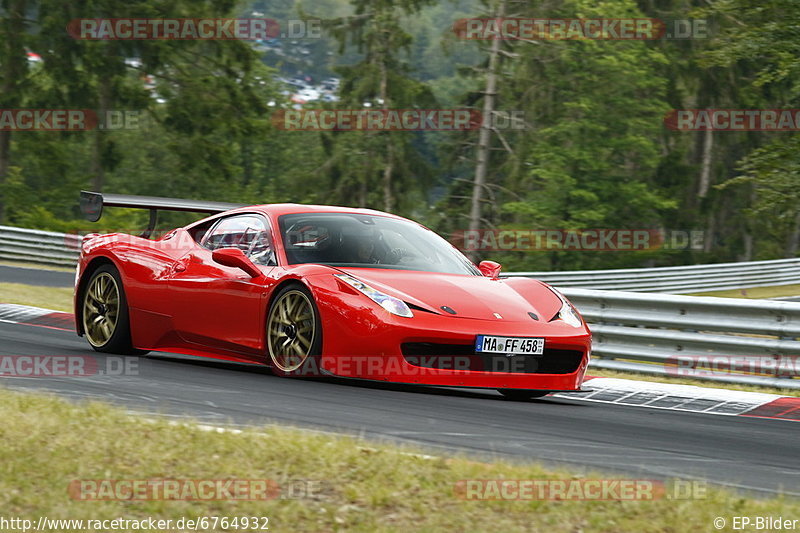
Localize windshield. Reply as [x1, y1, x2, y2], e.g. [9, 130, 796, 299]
[279, 213, 480, 275]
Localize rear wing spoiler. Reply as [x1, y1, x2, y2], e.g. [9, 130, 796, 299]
[80, 190, 246, 238]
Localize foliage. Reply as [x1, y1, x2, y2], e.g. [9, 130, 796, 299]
[0, 0, 797, 269]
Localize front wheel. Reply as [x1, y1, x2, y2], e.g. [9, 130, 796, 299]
[81, 264, 144, 354]
[497, 389, 551, 400]
[266, 284, 322, 377]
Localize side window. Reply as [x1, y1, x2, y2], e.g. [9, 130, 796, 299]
[189, 219, 217, 244]
[202, 215, 276, 266]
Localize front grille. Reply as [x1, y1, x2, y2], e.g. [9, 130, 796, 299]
[401, 342, 584, 374]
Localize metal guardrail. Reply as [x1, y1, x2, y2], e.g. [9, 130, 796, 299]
[563, 288, 800, 389]
[506, 258, 800, 293]
[0, 226, 81, 266]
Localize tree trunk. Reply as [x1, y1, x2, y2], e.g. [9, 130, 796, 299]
[741, 231, 753, 261]
[0, 131, 11, 220]
[241, 139, 253, 186]
[467, 0, 505, 260]
[379, 42, 394, 212]
[359, 150, 372, 208]
[90, 127, 106, 192]
[90, 75, 112, 191]
[703, 212, 715, 254]
[382, 143, 394, 212]
[359, 176, 367, 208]
[697, 126, 713, 198]
[786, 210, 800, 257]
[0, 0, 28, 222]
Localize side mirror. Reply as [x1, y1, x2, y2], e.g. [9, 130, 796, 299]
[478, 260, 501, 280]
[212, 248, 262, 278]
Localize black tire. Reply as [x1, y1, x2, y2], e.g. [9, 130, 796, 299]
[81, 264, 146, 355]
[497, 389, 551, 400]
[266, 283, 323, 377]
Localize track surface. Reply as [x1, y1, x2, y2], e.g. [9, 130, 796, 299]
[1, 321, 798, 497]
[0, 264, 73, 287]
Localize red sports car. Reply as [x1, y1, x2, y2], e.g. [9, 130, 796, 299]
[75, 191, 591, 399]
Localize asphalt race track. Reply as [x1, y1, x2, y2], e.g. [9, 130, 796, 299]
[1, 320, 798, 497]
[0, 264, 73, 287]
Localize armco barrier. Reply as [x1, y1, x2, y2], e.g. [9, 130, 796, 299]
[0, 226, 80, 266]
[563, 288, 800, 389]
[505, 258, 800, 293]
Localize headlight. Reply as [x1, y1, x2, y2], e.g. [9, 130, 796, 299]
[557, 299, 583, 327]
[548, 287, 583, 327]
[335, 274, 413, 318]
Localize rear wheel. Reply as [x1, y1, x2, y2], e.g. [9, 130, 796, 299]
[82, 265, 144, 354]
[266, 284, 322, 377]
[497, 389, 551, 400]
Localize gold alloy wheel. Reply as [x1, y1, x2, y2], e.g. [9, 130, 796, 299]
[267, 289, 316, 372]
[82, 272, 120, 347]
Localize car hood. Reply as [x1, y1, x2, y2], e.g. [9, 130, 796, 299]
[333, 267, 562, 322]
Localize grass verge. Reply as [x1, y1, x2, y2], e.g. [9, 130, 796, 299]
[0, 282, 73, 312]
[0, 387, 797, 532]
[689, 283, 800, 299]
[0, 260, 75, 272]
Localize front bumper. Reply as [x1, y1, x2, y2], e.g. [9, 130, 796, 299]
[316, 289, 591, 391]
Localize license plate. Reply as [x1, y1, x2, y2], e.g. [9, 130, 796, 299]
[475, 335, 545, 355]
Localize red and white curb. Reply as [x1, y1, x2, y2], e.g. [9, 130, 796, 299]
[0, 303, 74, 331]
[556, 377, 800, 421]
[2, 303, 798, 421]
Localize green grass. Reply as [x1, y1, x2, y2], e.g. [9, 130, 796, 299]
[0, 387, 796, 532]
[689, 284, 800, 299]
[0, 260, 75, 272]
[0, 282, 73, 312]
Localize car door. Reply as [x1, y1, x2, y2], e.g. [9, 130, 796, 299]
[167, 214, 277, 357]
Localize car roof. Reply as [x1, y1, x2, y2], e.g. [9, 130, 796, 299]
[181, 203, 416, 234]
[225, 203, 408, 221]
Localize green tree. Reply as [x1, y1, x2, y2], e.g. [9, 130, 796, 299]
[442, 0, 676, 270]
[0, 0, 32, 221]
[704, 0, 800, 257]
[314, 0, 437, 213]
